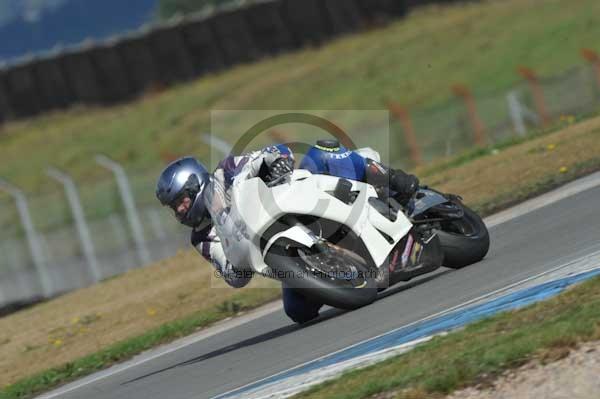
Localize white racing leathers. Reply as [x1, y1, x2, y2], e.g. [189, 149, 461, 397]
[190, 144, 294, 288]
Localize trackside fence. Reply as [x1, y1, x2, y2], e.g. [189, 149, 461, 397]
[1, 47, 600, 311]
[385, 60, 600, 168]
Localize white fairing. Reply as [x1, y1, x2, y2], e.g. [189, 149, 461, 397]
[355, 147, 381, 162]
[221, 170, 413, 275]
[262, 225, 317, 256]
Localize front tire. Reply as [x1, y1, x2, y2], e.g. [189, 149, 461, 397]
[264, 240, 378, 310]
[437, 204, 489, 269]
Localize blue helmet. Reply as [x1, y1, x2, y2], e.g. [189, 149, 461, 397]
[156, 157, 210, 228]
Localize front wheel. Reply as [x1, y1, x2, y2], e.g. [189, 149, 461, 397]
[437, 204, 489, 269]
[264, 240, 378, 310]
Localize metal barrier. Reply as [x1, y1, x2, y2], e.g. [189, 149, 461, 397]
[0, 154, 190, 309]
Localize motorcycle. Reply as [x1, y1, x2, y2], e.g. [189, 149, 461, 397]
[212, 160, 489, 310]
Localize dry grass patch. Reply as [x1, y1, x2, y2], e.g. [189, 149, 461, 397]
[421, 116, 600, 213]
[0, 251, 278, 387]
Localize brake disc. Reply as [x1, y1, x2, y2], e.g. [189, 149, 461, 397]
[298, 246, 359, 281]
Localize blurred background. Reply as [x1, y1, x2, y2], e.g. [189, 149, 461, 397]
[0, 0, 599, 313]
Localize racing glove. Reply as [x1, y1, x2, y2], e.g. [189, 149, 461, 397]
[265, 156, 294, 182]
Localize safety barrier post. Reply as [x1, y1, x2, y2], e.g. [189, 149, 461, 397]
[386, 101, 423, 166]
[517, 66, 550, 127]
[0, 274, 5, 306]
[451, 84, 487, 147]
[201, 133, 233, 170]
[581, 48, 600, 93]
[201, 133, 232, 157]
[46, 168, 101, 283]
[96, 155, 151, 267]
[0, 179, 53, 297]
[507, 91, 526, 136]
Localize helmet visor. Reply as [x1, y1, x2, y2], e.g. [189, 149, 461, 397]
[169, 193, 192, 221]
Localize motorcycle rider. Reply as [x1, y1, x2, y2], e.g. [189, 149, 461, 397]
[155, 140, 419, 323]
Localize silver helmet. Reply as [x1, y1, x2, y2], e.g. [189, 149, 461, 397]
[156, 157, 210, 228]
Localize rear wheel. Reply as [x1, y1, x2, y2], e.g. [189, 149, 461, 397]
[437, 204, 489, 269]
[264, 240, 378, 310]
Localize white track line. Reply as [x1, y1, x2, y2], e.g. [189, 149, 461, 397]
[36, 302, 283, 399]
[211, 249, 600, 399]
[237, 255, 600, 399]
[484, 170, 600, 228]
[38, 171, 600, 399]
[249, 336, 436, 399]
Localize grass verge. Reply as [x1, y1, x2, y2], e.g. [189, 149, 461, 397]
[1, 115, 600, 398]
[0, 289, 279, 399]
[421, 115, 600, 216]
[292, 275, 600, 399]
[0, 250, 280, 398]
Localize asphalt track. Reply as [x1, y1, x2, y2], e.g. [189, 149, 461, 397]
[40, 174, 600, 399]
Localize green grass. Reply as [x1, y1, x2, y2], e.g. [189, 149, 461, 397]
[292, 275, 600, 399]
[1, 116, 599, 398]
[0, 288, 280, 399]
[1, 0, 600, 235]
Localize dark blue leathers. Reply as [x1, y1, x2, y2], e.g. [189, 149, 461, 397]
[301, 142, 419, 204]
[299, 144, 367, 181]
[282, 282, 323, 323]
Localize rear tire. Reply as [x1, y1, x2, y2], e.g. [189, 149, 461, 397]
[437, 204, 489, 269]
[264, 240, 378, 310]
